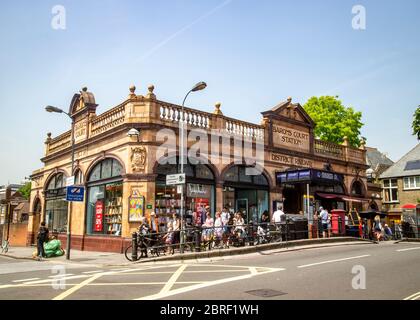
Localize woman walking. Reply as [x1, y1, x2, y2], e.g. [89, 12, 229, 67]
[373, 215, 382, 243]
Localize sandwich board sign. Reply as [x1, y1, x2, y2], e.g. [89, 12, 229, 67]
[66, 186, 85, 202]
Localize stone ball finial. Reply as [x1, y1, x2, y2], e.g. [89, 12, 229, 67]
[287, 96, 292, 102]
[47, 132, 51, 138]
[129, 85, 136, 93]
[213, 102, 223, 115]
[146, 84, 156, 99]
[82, 86, 88, 92]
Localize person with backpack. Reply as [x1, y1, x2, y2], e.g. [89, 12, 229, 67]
[37, 221, 49, 261]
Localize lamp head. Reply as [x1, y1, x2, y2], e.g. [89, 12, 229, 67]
[45, 105, 64, 113]
[191, 81, 207, 92]
[127, 128, 140, 137]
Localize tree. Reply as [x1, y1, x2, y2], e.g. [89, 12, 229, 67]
[412, 105, 420, 140]
[303, 96, 364, 147]
[18, 182, 31, 200]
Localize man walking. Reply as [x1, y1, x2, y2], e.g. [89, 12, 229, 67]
[36, 221, 49, 261]
[319, 207, 329, 238]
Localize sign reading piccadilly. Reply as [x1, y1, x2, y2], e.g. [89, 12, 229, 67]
[271, 153, 313, 168]
[272, 124, 310, 152]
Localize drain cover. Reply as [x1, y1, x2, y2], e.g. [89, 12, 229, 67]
[246, 289, 287, 298]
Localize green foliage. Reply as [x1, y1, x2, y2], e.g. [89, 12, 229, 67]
[18, 182, 31, 200]
[303, 96, 364, 147]
[412, 106, 420, 140]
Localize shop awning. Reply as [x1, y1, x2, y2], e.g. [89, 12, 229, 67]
[402, 204, 417, 209]
[316, 192, 369, 203]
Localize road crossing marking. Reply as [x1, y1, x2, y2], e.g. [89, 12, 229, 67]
[403, 291, 420, 300]
[297, 255, 371, 268]
[159, 264, 187, 294]
[12, 278, 40, 283]
[396, 247, 420, 252]
[82, 270, 104, 274]
[48, 274, 74, 278]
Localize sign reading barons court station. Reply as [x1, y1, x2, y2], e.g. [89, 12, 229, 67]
[272, 123, 310, 152]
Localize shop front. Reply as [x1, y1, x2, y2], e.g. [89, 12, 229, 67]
[223, 165, 269, 223]
[155, 160, 216, 231]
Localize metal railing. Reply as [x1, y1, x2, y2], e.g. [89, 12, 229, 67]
[124, 216, 359, 261]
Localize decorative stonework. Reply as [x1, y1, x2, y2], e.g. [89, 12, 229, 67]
[131, 146, 147, 172]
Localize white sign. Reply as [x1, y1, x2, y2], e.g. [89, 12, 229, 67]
[177, 185, 183, 194]
[66, 176, 75, 187]
[166, 173, 186, 185]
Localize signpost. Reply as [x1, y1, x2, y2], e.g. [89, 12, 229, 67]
[66, 176, 75, 187]
[66, 186, 85, 202]
[166, 173, 186, 253]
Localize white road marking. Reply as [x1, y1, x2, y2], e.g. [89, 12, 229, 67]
[396, 247, 420, 252]
[82, 270, 104, 274]
[12, 278, 40, 283]
[297, 255, 371, 268]
[52, 274, 102, 300]
[136, 265, 284, 300]
[403, 291, 420, 300]
[48, 274, 74, 278]
[23, 275, 89, 285]
[159, 264, 188, 294]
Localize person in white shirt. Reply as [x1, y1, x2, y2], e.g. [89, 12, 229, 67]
[272, 207, 285, 224]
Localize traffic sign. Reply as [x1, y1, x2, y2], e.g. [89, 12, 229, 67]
[166, 173, 186, 185]
[66, 186, 85, 202]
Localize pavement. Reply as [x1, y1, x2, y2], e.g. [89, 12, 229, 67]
[0, 239, 419, 300]
[0, 237, 370, 267]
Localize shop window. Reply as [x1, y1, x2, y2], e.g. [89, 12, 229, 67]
[224, 167, 239, 182]
[45, 173, 68, 232]
[195, 164, 214, 180]
[86, 159, 124, 236]
[383, 179, 399, 203]
[88, 158, 123, 182]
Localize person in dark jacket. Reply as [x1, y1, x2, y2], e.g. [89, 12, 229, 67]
[37, 222, 49, 260]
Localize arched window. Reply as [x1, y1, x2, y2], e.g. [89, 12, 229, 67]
[74, 169, 84, 185]
[351, 181, 364, 197]
[86, 158, 124, 237]
[223, 166, 268, 186]
[155, 159, 216, 219]
[88, 158, 123, 182]
[44, 172, 68, 233]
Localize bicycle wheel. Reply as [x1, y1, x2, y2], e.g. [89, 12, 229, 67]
[124, 245, 141, 261]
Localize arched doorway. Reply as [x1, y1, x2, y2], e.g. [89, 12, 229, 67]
[154, 159, 216, 230]
[350, 180, 366, 212]
[222, 165, 269, 223]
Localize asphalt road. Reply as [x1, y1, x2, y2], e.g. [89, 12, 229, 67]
[0, 241, 419, 300]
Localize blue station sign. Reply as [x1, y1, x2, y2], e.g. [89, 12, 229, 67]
[66, 186, 85, 202]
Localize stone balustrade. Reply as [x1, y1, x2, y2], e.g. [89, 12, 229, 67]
[47, 131, 71, 155]
[159, 102, 211, 129]
[223, 117, 265, 140]
[90, 104, 126, 137]
[314, 139, 345, 160]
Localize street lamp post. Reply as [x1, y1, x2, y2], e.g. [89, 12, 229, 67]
[179, 82, 207, 253]
[45, 105, 75, 260]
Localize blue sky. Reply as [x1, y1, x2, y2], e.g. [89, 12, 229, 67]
[0, 0, 419, 183]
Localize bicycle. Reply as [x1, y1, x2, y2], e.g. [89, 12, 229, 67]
[124, 233, 167, 261]
[1, 240, 9, 254]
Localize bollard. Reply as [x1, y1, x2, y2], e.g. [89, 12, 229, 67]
[338, 216, 342, 236]
[195, 227, 201, 252]
[248, 222, 254, 246]
[131, 232, 138, 261]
